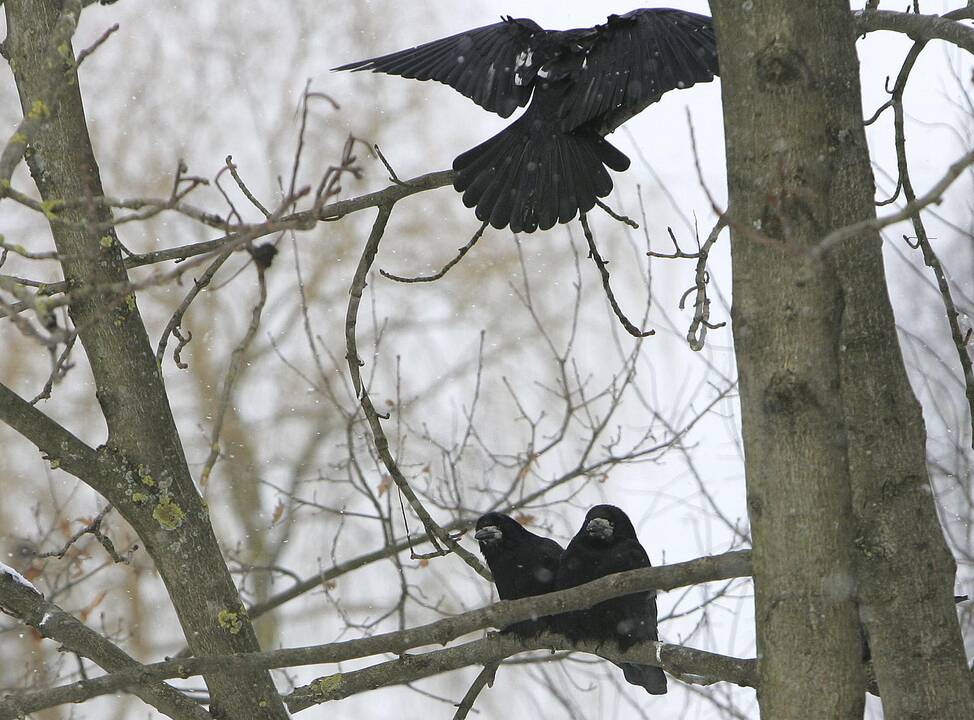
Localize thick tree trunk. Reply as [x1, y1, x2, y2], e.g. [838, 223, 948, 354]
[712, 1, 974, 717]
[710, 2, 868, 716]
[3, 2, 288, 718]
[825, 22, 974, 720]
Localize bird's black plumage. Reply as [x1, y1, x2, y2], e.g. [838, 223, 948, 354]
[474, 512, 563, 638]
[556, 504, 667, 695]
[335, 9, 718, 233]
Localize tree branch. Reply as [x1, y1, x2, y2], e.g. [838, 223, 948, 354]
[3, 2, 289, 715]
[813, 143, 974, 256]
[856, 7, 974, 54]
[286, 632, 758, 713]
[579, 213, 655, 338]
[0, 381, 115, 494]
[881, 20, 974, 449]
[0, 0, 81, 186]
[131, 169, 456, 266]
[0, 550, 752, 717]
[1, 169, 457, 318]
[0, 572, 210, 720]
[344, 206, 491, 579]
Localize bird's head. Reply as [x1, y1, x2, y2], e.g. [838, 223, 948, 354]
[582, 504, 637, 545]
[474, 512, 522, 548]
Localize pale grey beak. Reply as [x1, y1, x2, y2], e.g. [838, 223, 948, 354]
[585, 517, 614, 540]
[475, 525, 503, 543]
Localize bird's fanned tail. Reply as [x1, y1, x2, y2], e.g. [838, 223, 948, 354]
[617, 661, 668, 695]
[453, 110, 630, 233]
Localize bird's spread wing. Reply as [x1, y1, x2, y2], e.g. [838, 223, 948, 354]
[555, 9, 718, 132]
[333, 17, 544, 118]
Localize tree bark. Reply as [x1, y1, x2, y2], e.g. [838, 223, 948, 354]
[827, 15, 974, 720]
[712, 1, 974, 717]
[710, 2, 868, 716]
[3, 2, 287, 717]
[0, 572, 211, 720]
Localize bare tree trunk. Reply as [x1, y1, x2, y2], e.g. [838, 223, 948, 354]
[712, 1, 974, 717]
[826, 28, 974, 720]
[711, 2, 867, 716]
[3, 2, 288, 717]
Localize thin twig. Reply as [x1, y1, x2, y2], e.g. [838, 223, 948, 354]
[579, 213, 655, 338]
[30, 329, 77, 404]
[155, 248, 234, 368]
[0, 240, 60, 260]
[75, 23, 119, 66]
[226, 155, 272, 219]
[374, 144, 410, 186]
[344, 206, 491, 579]
[451, 662, 496, 720]
[381, 221, 488, 283]
[199, 262, 270, 487]
[35, 505, 127, 564]
[883, 27, 974, 448]
[595, 198, 639, 228]
[684, 217, 728, 351]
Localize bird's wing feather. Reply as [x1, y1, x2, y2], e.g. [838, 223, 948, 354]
[333, 18, 544, 118]
[612, 539, 651, 571]
[556, 9, 718, 132]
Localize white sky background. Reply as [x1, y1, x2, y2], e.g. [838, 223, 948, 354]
[1, 2, 972, 719]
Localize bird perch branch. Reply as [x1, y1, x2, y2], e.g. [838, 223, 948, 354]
[0, 550, 752, 718]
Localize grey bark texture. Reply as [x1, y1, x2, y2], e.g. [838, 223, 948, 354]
[0, 572, 211, 720]
[711, 1, 973, 718]
[710, 2, 865, 715]
[3, 2, 288, 717]
[827, 17, 974, 720]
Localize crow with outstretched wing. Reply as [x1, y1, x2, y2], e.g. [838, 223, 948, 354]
[335, 9, 718, 233]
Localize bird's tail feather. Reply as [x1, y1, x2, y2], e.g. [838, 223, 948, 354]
[453, 112, 630, 233]
[616, 662, 668, 695]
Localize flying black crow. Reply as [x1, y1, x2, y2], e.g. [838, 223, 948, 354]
[334, 9, 718, 233]
[474, 512, 563, 638]
[556, 504, 667, 695]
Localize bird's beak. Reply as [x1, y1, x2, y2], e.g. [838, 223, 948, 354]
[475, 525, 503, 543]
[585, 517, 614, 540]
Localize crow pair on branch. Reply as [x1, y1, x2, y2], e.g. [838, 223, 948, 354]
[475, 505, 667, 695]
[336, 8, 719, 233]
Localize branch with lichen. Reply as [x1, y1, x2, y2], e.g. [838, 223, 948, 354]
[287, 632, 757, 713]
[0, 0, 82, 187]
[0, 381, 117, 495]
[0, 550, 752, 718]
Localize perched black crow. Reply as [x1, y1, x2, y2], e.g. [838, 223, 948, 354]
[335, 9, 718, 233]
[474, 512, 563, 638]
[556, 504, 667, 695]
